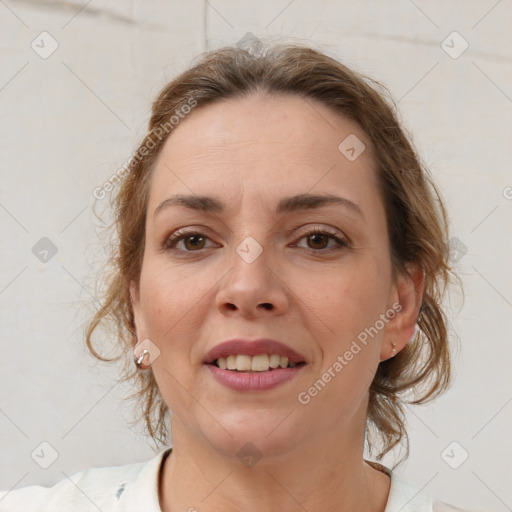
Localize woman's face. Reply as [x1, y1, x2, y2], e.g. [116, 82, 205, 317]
[131, 93, 421, 458]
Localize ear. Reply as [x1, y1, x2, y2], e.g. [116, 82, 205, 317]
[380, 263, 424, 361]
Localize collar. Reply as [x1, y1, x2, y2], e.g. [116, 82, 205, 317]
[131, 448, 431, 512]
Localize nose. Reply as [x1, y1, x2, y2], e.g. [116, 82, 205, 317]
[215, 241, 289, 318]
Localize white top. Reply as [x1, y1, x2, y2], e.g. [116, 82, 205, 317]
[0, 448, 469, 511]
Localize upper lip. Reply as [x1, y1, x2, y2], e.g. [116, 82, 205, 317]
[203, 338, 306, 364]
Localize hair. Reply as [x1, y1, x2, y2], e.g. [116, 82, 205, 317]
[85, 40, 460, 466]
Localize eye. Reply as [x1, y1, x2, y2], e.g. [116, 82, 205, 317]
[163, 226, 349, 254]
[164, 229, 216, 252]
[294, 227, 348, 252]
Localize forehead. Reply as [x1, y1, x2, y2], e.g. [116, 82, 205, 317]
[147, 93, 378, 212]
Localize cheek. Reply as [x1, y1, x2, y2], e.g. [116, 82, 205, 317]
[300, 269, 384, 413]
[297, 257, 389, 403]
[139, 263, 206, 356]
[139, 264, 207, 412]
[298, 258, 386, 336]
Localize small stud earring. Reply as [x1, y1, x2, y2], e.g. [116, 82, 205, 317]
[391, 342, 397, 357]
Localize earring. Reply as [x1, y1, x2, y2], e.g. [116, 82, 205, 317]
[390, 342, 397, 357]
[134, 348, 148, 367]
[132, 314, 152, 370]
[133, 338, 156, 370]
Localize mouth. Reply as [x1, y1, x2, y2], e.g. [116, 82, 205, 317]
[208, 354, 306, 372]
[203, 338, 306, 365]
[203, 338, 307, 391]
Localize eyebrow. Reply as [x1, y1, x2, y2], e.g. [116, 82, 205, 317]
[154, 193, 365, 220]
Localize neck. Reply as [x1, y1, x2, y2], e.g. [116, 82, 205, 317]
[158, 424, 391, 512]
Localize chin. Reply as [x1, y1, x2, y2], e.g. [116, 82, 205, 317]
[199, 408, 304, 462]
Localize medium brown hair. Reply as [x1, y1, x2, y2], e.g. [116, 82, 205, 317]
[86, 41, 459, 465]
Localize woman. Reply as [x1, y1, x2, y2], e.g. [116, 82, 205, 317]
[0, 42, 470, 511]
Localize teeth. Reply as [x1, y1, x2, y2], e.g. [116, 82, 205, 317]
[251, 354, 269, 371]
[235, 354, 252, 371]
[215, 354, 301, 372]
[269, 354, 280, 368]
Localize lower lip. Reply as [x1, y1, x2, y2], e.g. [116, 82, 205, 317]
[205, 364, 305, 391]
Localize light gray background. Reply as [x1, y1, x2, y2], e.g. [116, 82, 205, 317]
[1, 1, 511, 510]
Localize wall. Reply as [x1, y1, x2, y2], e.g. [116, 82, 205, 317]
[0, 1, 510, 510]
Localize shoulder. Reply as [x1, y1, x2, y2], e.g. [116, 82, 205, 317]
[386, 470, 478, 512]
[366, 461, 474, 512]
[0, 448, 171, 512]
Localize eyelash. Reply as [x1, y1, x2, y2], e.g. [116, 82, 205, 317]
[163, 226, 349, 254]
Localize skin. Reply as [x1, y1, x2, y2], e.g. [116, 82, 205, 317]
[130, 93, 424, 512]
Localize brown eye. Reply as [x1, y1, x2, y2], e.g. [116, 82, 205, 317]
[294, 228, 348, 253]
[165, 230, 215, 252]
[307, 233, 330, 250]
[182, 234, 206, 250]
